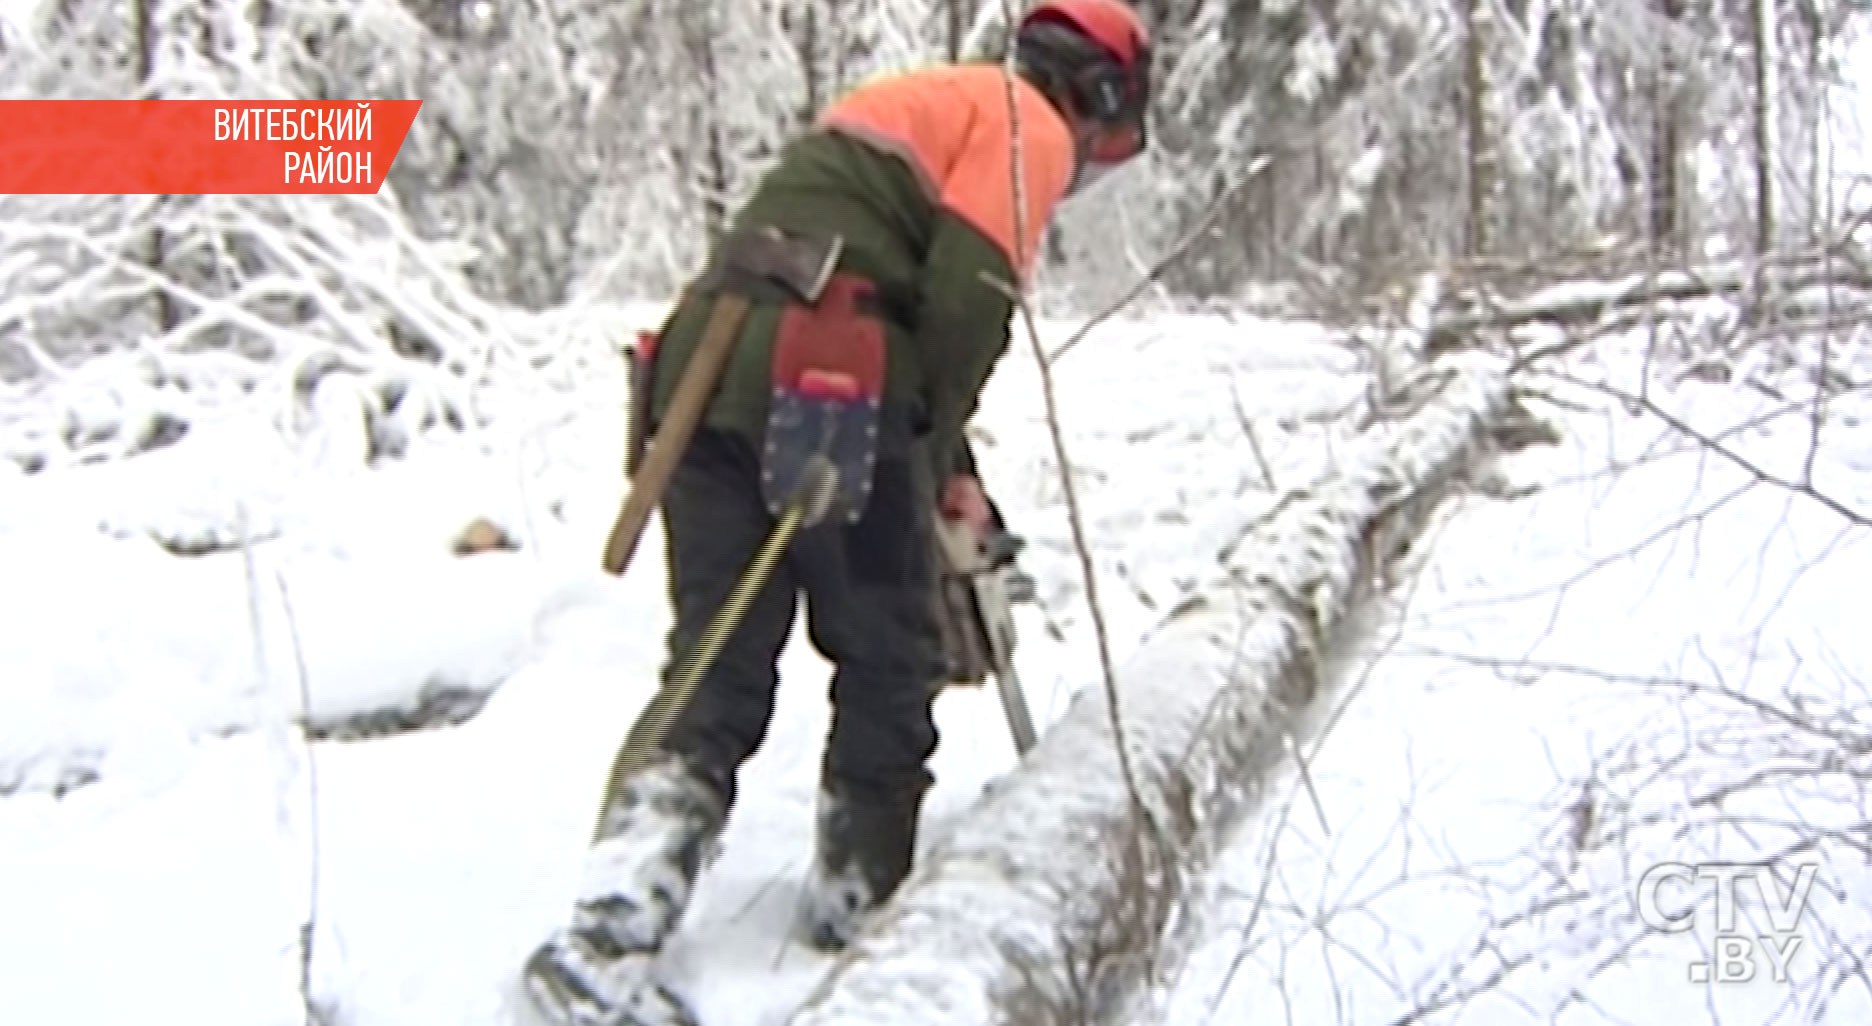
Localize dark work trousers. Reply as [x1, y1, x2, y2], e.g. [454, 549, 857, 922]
[648, 426, 943, 818]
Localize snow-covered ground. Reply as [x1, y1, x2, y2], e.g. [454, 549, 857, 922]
[0, 309, 1359, 1025]
[2, 305, 1867, 1026]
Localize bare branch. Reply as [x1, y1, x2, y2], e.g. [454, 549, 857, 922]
[1228, 372, 1279, 491]
[1046, 161, 1264, 366]
[991, 0, 1145, 820]
[1554, 371, 1871, 528]
[274, 571, 326, 1026]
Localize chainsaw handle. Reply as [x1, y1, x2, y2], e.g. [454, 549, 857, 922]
[983, 530, 1024, 568]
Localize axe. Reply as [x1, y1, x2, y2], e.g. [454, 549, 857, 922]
[603, 226, 845, 577]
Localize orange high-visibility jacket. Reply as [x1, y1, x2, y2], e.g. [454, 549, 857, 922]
[652, 65, 1080, 484]
[821, 63, 1078, 275]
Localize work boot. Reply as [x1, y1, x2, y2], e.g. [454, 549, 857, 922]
[523, 754, 726, 1026]
[798, 777, 925, 951]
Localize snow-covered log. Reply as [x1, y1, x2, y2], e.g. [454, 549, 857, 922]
[786, 354, 1512, 1026]
[1428, 257, 1872, 348]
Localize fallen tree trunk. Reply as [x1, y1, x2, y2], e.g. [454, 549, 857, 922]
[786, 353, 1512, 1026]
[1428, 257, 1872, 349]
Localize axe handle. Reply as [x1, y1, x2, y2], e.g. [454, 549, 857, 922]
[601, 293, 750, 576]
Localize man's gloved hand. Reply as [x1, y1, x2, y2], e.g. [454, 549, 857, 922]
[940, 474, 994, 539]
[939, 475, 1036, 604]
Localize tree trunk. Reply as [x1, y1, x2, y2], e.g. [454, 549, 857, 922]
[1312, 142, 1329, 265]
[1650, 0, 1685, 258]
[1463, 0, 1496, 257]
[1253, 160, 1278, 280]
[945, 0, 970, 62]
[1752, 0, 1777, 256]
[1807, 19, 1826, 243]
[686, 5, 728, 239]
[797, 0, 823, 126]
[132, 0, 178, 334]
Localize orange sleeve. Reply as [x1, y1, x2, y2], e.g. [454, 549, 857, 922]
[936, 71, 1076, 277]
[819, 66, 1076, 276]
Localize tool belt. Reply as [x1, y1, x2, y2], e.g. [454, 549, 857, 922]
[624, 225, 887, 525]
[625, 223, 866, 482]
[606, 224, 854, 575]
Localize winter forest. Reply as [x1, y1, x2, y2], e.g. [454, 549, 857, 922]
[1, 0, 1868, 325]
[4, 1, 1872, 1026]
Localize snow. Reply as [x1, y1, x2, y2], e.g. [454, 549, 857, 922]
[2, 305, 1868, 1026]
[1155, 327, 1872, 1025]
[0, 310, 1359, 1026]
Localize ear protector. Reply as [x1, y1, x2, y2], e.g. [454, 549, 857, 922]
[1073, 56, 1140, 126]
[1071, 47, 1149, 164]
[1016, 18, 1150, 164]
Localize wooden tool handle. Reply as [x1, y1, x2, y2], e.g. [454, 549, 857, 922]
[600, 294, 750, 576]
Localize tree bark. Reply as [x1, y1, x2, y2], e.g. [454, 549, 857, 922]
[1650, 0, 1686, 258]
[945, 0, 970, 62]
[796, 0, 823, 126]
[1752, 0, 1777, 256]
[1464, 0, 1496, 257]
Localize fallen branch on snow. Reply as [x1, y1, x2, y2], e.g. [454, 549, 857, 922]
[1428, 255, 1872, 351]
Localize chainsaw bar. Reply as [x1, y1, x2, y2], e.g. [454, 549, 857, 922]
[931, 518, 1038, 755]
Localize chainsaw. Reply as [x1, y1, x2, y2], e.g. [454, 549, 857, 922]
[931, 516, 1039, 755]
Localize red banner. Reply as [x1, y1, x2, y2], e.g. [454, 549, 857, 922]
[0, 100, 423, 195]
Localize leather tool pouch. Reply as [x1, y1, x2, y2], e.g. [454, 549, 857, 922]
[760, 273, 886, 524]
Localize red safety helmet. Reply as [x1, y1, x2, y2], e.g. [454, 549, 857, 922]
[1016, 0, 1152, 167]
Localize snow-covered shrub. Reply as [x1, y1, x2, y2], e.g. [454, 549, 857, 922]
[0, 0, 566, 474]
